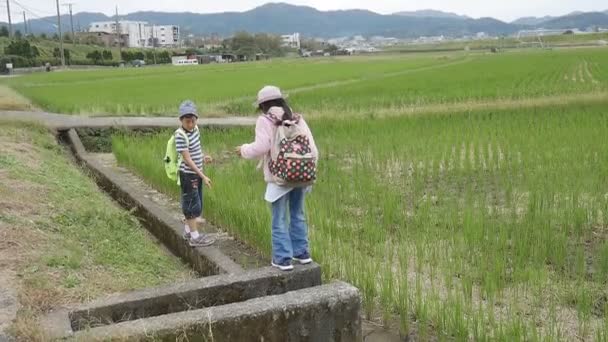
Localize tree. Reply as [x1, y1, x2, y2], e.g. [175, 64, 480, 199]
[157, 50, 171, 64]
[230, 31, 257, 57]
[86, 50, 103, 63]
[4, 39, 40, 58]
[14, 30, 22, 39]
[53, 47, 71, 64]
[102, 50, 113, 61]
[0, 26, 8, 37]
[40, 33, 47, 40]
[133, 51, 145, 61]
[121, 51, 134, 62]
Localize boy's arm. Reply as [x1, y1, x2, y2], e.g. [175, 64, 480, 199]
[181, 151, 212, 188]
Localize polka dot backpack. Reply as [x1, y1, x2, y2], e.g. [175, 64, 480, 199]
[268, 116, 317, 187]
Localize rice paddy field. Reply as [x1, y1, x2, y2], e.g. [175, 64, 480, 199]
[3, 47, 607, 116]
[6, 46, 608, 340]
[112, 102, 608, 340]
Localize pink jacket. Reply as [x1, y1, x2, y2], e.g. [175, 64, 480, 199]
[241, 107, 319, 183]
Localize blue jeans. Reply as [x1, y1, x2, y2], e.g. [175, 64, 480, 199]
[180, 172, 203, 219]
[271, 188, 309, 264]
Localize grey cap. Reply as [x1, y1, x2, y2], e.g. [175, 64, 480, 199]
[179, 100, 198, 118]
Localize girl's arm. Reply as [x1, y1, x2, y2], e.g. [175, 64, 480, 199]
[240, 116, 273, 159]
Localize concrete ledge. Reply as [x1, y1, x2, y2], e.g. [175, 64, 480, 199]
[63, 129, 243, 276]
[68, 264, 321, 331]
[72, 282, 361, 342]
[0, 111, 256, 130]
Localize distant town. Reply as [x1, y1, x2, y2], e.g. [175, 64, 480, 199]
[79, 19, 608, 58]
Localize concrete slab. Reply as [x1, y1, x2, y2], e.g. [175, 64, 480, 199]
[67, 264, 321, 331]
[71, 282, 361, 342]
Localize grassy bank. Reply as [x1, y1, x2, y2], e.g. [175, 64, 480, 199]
[0, 123, 192, 340]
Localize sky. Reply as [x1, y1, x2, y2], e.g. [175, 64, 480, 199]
[0, 0, 606, 23]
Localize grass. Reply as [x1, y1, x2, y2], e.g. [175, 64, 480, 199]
[0, 36, 123, 62]
[113, 101, 608, 340]
[0, 122, 192, 340]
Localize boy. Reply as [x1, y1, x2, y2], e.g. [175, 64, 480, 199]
[176, 100, 215, 247]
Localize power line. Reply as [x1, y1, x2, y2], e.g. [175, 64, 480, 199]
[10, 0, 56, 25]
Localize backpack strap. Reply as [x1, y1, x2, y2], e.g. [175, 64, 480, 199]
[176, 127, 190, 147]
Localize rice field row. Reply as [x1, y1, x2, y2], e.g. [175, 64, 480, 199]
[4, 47, 608, 116]
[3, 54, 456, 115]
[113, 102, 608, 340]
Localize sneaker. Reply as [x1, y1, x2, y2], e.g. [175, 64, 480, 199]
[293, 252, 313, 265]
[271, 260, 294, 271]
[189, 235, 215, 247]
[182, 232, 191, 241]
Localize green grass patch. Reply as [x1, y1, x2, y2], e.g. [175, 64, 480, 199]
[0, 122, 191, 339]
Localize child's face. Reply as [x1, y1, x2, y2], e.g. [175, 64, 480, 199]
[181, 115, 197, 130]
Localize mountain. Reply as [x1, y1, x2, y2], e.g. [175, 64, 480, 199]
[393, 9, 470, 20]
[511, 16, 555, 26]
[8, 3, 519, 38]
[3, 3, 608, 39]
[541, 12, 608, 29]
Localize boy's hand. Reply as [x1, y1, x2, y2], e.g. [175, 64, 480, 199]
[202, 175, 212, 189]
[234, 146, 242, 157]
[204, 155, 214, 164]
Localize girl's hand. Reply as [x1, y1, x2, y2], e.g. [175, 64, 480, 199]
[202, 175, 212, 189]
[234, 146, 243, 157]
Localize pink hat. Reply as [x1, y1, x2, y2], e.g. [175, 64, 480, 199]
[255, 85, 288, 106]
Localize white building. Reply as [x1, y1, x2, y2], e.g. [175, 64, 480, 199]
[281, 33, 301, 49]
[89, 21, 179, 48]
[150, 25, 180, 47]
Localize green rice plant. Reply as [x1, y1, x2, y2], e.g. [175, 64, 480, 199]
[112, 100, 608, 340]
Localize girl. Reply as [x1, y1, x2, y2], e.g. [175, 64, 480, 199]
[235, 86, 318, 271]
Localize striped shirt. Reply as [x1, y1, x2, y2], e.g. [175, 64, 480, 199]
[175, 127, 203, 174]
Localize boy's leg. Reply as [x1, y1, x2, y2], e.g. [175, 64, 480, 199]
[271, 194, 293, 269]
[181, 173, 213, 247]
[196, 179, 206, 224]
[289, 188, 311, 263]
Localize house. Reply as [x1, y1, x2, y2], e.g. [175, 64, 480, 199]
[172, 56, 198, 66]
[76, 31, 127, 48]
[281, 33, 301, 49]
[150, 25, 180, 47]
[88, 21, 180, 48]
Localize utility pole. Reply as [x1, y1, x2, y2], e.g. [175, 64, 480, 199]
[6, 0, 12, 38]
[22, 11, 26, 36]
[56, 0, 65, 67]
[62, 3, 75, 43]
[115, 6, 122, 62]
[152, 24, 157, 64]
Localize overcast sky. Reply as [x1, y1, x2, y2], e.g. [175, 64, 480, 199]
[1, 0, 606, 23]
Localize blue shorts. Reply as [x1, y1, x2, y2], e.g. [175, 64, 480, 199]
[180, 172, 203, 219]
